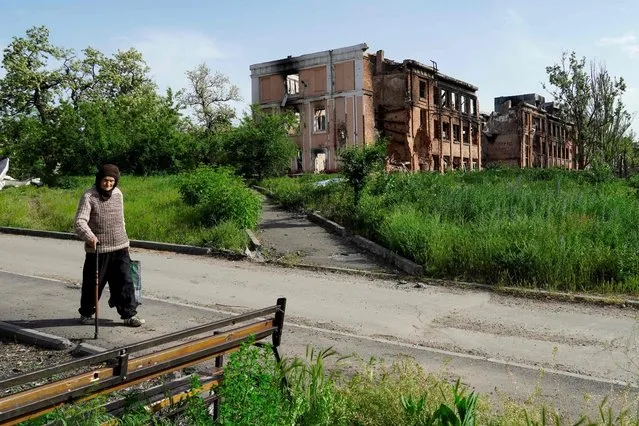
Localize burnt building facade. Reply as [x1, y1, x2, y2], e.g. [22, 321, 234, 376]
[482, 94, 576, 169]
[249, 43, 481, 173]
[372, 51, 481, 171]
[249, 43, 374, 173]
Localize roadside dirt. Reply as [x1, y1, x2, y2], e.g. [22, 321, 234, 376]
[0, 337, 75, 392]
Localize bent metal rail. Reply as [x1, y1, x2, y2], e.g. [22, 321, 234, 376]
[0, 297, 287, 425]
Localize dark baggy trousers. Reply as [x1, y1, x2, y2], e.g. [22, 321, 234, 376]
[79, 248, 138, 319]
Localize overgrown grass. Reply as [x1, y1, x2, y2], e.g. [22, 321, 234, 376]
[23, 342, 637, 425]
[0, 173, 254, 253]
[262, 168, 639, 294]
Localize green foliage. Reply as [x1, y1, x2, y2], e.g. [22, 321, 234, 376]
[399, 380, 478, 426]
[178, 166, 262, 229]
[544, 51, 633, 173]
[0, 175, 251, 252]
[205, 219, 249, 252]
[280, 346, 351, 425]
[338, 138, 388, 205]
[216, 105, 298, 180]
[19, 395, 112, 425]
[264, 169, 639, 294]
[180, 375, 215, 425]
[0, 26, 231, 183]
[216, 339, 289, 425]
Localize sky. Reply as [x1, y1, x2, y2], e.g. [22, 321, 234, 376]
[0, 0, 637, 133]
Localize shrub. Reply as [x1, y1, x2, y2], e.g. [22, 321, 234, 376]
[216, 340, 289, 425]
[206, 220, 248, 252]
[179, 166, 262, 229]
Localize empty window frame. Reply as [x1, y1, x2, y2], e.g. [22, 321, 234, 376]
[461, 95, 467, 114]
[314, 107, 327, 132]
[469, 98, 476, 115]
[451, 92, 458, 110]
[440, 88, 449, 108]
[442, 122, 450, 140]
[288, 111, 301, 135]
[453, 124, 460, 142]
[434, 119, 441, 139]
[463, 124, 470, 144]
[419, 80, 427, 99]
[419, 109, 427, 129]
[286, 74, 300, 95]
[471, 124, 479, 145]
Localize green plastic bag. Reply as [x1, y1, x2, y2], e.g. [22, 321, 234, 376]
[130, 260, 142, 304]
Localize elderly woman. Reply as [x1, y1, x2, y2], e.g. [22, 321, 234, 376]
[74, 164, 144, 327]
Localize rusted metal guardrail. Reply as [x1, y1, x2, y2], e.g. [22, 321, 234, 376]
[0, 297, 287, 425]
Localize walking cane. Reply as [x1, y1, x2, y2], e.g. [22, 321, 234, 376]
[94, 243, 99, 340]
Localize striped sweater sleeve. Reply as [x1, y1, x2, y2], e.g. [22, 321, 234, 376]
[74, 191, 97, 243]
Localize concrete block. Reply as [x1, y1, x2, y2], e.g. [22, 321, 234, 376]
[351, 235, 424, 276]
[307, 212, 348, 237]
[245, 229, 262, 252]
[72, 342, 107, 357]
[0, 321, 74, 350]
[130, 240, 211, 255]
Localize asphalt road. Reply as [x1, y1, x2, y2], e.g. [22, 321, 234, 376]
[1, 234, 639, 420]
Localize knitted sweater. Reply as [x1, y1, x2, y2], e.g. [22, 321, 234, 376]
[74, 186, 130, 253]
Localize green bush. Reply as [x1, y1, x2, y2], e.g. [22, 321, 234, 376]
[205, 220, 249, 252]
[216, 339, 289, 425]
[179, 166, 262, 229]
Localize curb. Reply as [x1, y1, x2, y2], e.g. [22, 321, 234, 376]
[305, 211, 423, 276]
[72, 342, 108, 357]
[0, 227, 246, 260]
[245, 229, 262, 253]
[258, 195, 639, 310]
[350, 235, 424, 276]
[420, 278, 639, 310]
[251, 185, 273, 197]
[307, 212, 348, 237]
[266, 260, 398, 279]
[0, 321, 74, 350]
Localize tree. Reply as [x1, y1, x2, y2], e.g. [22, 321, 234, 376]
[0, 25, 71, 124]
[0, 26, 187, 181]
[544, 52, 633, 171]
[216, 105, 298, 180]
[180, 63, 241, 134]
[64, 47, 154, 108]
[339, 138, 388, 205]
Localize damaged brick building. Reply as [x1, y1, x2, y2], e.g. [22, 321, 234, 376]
[373, 51, 481, 171]
[482, 94, 576, 169]
[249, 43, 481, 172]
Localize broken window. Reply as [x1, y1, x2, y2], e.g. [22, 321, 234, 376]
[442, 122, 450, 140]
[419, 109, 427, 129]
[463, 124, 470, 144]
[453, 124, 460, 142]
[469, 98, 476, 115]
[440, 89, 449, 108]
[471, 124, 478, 145]
[286, 74, 300, 95]
[434, 119, 441, 139]
[419, 80, 426, 99]
[288, 111, 301, 136]
[314, 107, 327, 132]
[461, 96, 467, 113]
